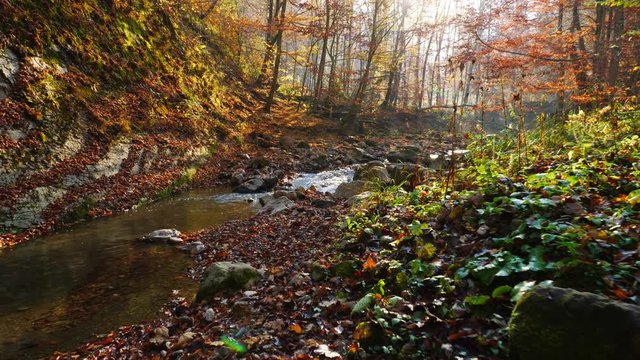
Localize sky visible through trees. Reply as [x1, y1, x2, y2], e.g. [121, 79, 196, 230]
[194, 0, 638, 123]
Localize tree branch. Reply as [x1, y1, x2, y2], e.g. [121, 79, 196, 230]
[474, 31, 575, 62]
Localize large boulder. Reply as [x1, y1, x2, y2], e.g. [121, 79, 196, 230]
[347, 191, 372, 206]
[354, 164, 391, 184]
[509, 285, 640, 360]
[258, 196, 295, 214]
[234, 176, 278, 193]
[335, 181, 366, 199]
[196, 262, 261, 302]
[247, 156, 270, 170]
[387, 146, 420, 163]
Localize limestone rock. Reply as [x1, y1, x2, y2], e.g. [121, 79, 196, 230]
[234, 178, 265, 193]
[0, 48, 19, 99]
[247, 156, 270, 170]
[258, 196, 295, 214]
[204, 308, 215, 322]
[142, 229, 182, 244]
[273, 190, 297, 200]
[387, 146, 420, 163]
[311, 198, 336, 208]
[354, 165, 391, 184]
[2, 186, 66, 229]
[347, 191, 372, 206]
[509, 285, 640, 360]
[196, 262, 261, 302]
[234, 176, 277, 193]
[335, 181, 366, 199]
[178, 241, 206, 255]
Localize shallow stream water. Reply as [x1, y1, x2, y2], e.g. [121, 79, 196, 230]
[0, 189, 254, 360]
[0, 168, 354, 359]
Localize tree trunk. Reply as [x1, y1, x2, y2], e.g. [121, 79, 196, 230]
[264, 0, 287, 113]
[313, 0, 332, 108]
[352, 0, 383, 105]
[257, 0, 276, 84]
[570, 0, 588, 89]
[607, 6, 624, 88]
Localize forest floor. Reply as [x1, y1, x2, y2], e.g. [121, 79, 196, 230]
[42, 106, 456, 359]
[50, 105, 640, 359]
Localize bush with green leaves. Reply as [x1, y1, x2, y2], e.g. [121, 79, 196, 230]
[338, 106, 639, 358]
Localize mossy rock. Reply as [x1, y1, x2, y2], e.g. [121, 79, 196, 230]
[335, 181, 366, 199]
[354, 165, 391, 184]
[508, 285, 640, 360]
[195, 262, 261, 302]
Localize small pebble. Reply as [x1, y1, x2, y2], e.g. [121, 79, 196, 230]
[204, 308, 215, 322]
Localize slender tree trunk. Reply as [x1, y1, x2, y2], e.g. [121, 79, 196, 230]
[557, 1, 566, 121]
[419, 30, 435, 108]
[264, 0, 287, 113]
[593, 4, 607, 82]
[352, 0, 383, 105]
[607, 6, 624, 88]
[328, 31, 340, 102]
[314, 0, 332, 108]
[382, 3, 406, 109]
[571, 0, 588, 89]
[258, 0, 276, 84]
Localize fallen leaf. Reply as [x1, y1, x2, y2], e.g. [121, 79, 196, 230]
[363, 257, 376, 271]
[288, 323, 303, 334]
[314, 344, 341, 358]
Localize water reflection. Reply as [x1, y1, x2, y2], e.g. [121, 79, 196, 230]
[0, 189, 253, 359]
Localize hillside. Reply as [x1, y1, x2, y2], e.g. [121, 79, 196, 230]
[0, 0, 259, 246]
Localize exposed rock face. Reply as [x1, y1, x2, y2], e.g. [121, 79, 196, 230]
[0, 48, 19, 99]
[509, 285, 640, 360]
[196, 262, 261, 302]
[2, 186, 66, 229]
[62, 139, 131, 187]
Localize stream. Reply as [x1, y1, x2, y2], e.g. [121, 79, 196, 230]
[0, 168, 354, 359]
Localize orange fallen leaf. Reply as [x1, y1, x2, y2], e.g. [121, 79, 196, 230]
[613, 287, 630, 300]
[363, 257, 376, 271]
[288, 323, 303, 334]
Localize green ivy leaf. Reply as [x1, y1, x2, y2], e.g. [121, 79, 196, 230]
[352, 293, 374, 315]
[220, 336, 247, 354]
[464, 295, 491, 306]
[492, 285, 513, 298]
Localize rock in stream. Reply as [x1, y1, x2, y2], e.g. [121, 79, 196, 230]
[142, 229, 183, 244]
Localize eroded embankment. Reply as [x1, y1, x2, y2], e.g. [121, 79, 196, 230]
[0, 0, 262, 246]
